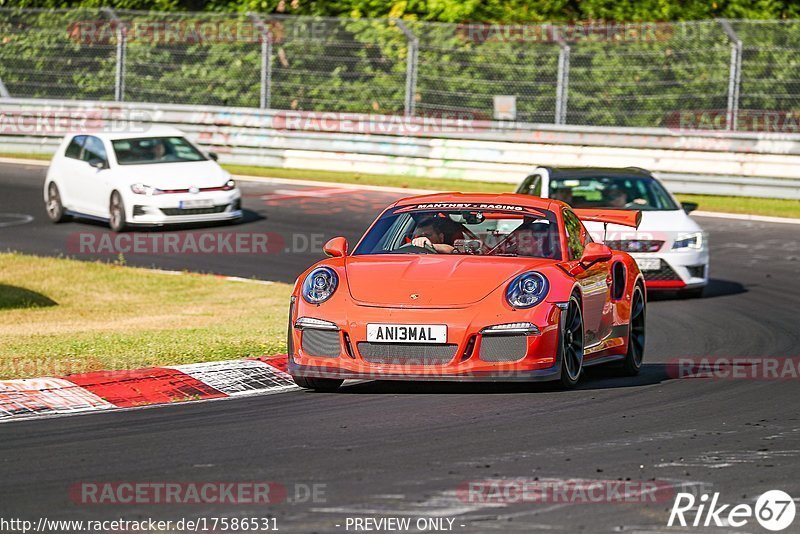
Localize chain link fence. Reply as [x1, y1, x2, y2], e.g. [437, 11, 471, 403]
[1, 8, 800, 131]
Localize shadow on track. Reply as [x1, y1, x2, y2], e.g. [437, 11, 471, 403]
[52, 209, 265, 232]
[648, 278, 746, 301]
[325, 363, 678, 395]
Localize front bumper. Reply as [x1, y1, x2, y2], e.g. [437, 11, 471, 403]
[127, 190, 242, 225]
[289, 303, 565, 382]
[631, 248, 709, 290]
[288, 361, 563, 382]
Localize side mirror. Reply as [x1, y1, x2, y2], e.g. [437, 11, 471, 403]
[681, 201, 698, 214]
[88, 158, 106, 169]
[207, 151, 219, 161]
[323, 237, 348, 258]
[580, 242, 612, 265]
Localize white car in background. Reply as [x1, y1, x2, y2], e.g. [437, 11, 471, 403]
[44, 126, 242, 232]
[517, 166, 709, 297]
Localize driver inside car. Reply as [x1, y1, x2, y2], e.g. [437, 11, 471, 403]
[411, 217, 455, 254]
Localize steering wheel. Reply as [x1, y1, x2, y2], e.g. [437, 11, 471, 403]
[392, 242, 438, 254]
[624, 198, 649, 209]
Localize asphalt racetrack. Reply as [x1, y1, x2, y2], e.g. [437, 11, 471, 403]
[1, 162, 799, 532]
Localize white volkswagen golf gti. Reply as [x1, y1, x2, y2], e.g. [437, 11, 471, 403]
[44, 127, 242, 232]
[517, 166, 709, 297]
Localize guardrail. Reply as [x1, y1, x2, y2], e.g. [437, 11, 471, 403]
[1, 98, 800, 199]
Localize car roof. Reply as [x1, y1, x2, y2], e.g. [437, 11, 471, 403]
[392, 192, 566, 212]
[538, 166, 655, 179]
[67, 126, 186, 141]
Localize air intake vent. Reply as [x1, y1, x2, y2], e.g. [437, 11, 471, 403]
[301, 330, 341, 358]
[357, 343, 457, 365]
[160, 205, 228, 216]
[479, 335, 528, 362]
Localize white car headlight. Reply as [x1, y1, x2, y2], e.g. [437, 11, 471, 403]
[672, 231, 704, 250]
[130, 183, 164, 196]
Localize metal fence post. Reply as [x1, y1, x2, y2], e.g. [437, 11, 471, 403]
[554, 30, 570, 125]
[718, 19, 742, 131]
[394, 19, 418, 117]
[104, 8, 126, 102]
[0, 77, 9, 98]
[249, 13, 272, 109]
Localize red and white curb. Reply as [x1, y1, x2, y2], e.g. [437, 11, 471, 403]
[0, 356, 295, 423]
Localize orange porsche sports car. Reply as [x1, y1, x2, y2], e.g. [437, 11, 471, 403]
[288, 193, 646, 390]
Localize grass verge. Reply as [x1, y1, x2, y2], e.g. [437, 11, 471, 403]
[0, 252, 291, 380]
[0, 151, 51, 161]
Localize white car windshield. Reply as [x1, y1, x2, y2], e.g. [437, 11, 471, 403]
[551, 176, 679, 211]
[112, 136, 207, 165]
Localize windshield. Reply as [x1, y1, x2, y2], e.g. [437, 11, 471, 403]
[550, 175, 679, 211]
[353, 206, 562, 260]
[112, 136, 207, 165]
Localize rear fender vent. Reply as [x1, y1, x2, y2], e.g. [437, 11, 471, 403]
[612, 261, 626, 300]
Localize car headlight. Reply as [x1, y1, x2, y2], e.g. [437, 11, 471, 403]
[506, 272, 549, 309]
[302, 267, 339, 304]
[130, 183, 163, 196]
[672, 232, 704, 250]
[222, 179, 236, 191]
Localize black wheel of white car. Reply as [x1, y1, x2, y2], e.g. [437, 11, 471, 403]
[46, 183, 69, 223]
[293, 376, 343, 392]
[109, 191, 128, 233]
[620, 286, 646, 376]
[559, 295, 584, 388]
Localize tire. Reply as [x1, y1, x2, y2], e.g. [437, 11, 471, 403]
[45, 183, 69, 223]
[620, 286, 646, 376]
[109, 191, 128, 233]
[293, 376, 343, 392]
[559, 295, 584, 388]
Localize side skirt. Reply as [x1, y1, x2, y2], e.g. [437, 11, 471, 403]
[583, 354, 626, 367]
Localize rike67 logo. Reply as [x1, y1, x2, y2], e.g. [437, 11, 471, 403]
[668, 490, 796, 531]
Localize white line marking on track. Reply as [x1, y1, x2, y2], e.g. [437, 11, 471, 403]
[257, 187, 357, 202]
[0, 213, 34, 228]
[694, 210, 800, 225]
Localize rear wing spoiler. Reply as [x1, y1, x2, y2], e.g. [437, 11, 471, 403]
[573, 209, 642, 229]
